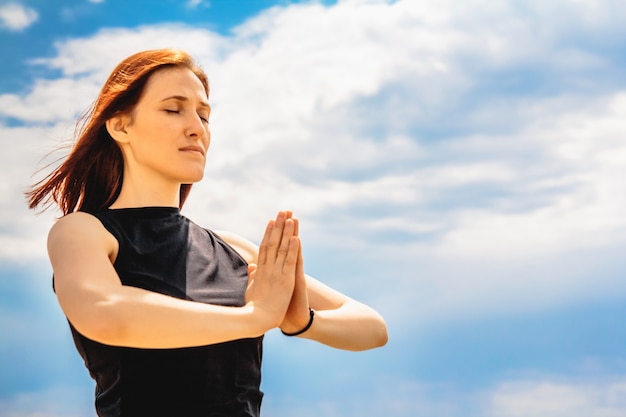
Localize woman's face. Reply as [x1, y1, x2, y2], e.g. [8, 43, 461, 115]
[118, 66, 211, 186]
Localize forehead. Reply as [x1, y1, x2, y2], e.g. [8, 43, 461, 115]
[141, 66, 209, 102]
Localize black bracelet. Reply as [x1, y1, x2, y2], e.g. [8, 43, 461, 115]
[281, 308, 315, 337]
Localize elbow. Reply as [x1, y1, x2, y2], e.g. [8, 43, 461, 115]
[64, 300, 127, 345]
[348, 315, 388, 352]
[89, 314, 127, 345]
[374, 321, 389, 348]
[56, 280, 130, 345]
[348, 304, 389, 351]
[365, 317, 389, 350]
[70, 315, 124, 345]
[365, 307, 389, 349]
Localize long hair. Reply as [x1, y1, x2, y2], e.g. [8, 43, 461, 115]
[26, 48, 209, 215]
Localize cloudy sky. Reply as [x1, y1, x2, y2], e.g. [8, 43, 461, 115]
[2, 0, 626, 415]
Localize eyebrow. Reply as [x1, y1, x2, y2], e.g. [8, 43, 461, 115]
[160, 95, 211, 109]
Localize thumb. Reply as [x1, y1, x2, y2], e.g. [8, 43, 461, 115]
[245, 263, 257, 304]
[247, 263, 257, 284]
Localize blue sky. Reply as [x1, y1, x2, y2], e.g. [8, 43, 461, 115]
[1, 0, 626, 416]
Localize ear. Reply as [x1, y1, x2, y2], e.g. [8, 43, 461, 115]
[105, 114, 131, 144]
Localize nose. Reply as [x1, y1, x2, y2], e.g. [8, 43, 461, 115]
[185, 113, 207, 139]
[185, 113, 210, 150]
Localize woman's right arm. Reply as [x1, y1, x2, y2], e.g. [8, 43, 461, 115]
[49, 211, 298, 349]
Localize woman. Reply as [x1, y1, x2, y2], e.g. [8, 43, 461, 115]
[27, 49, 387, 417]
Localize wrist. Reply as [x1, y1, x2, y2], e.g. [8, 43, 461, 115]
[246, 303, 284, 335]
[281, 308, 315, 337]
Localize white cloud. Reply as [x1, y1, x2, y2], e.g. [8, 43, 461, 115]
[0, 78, 100, 123]
[487, 378, 626, 417]
[433, 92, 626, 259]
[0, 122, 68, 262]
[0, 3, 37, 31]
[2, 0, 626, 323]
[30, 24, 225, 79]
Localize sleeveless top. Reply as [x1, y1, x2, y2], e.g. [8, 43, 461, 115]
[67, 207, 263, 417]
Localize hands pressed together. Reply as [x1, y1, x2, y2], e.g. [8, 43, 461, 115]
[245, 211, 312, 335]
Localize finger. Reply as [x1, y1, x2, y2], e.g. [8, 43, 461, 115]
[293, 218, 303, 277]
[282, 236, 300, 274]
[296, 239, 304, 278]
[265, 211, 287, 261]
[257, 220, 274, 266]
[275, 218, 295, 262]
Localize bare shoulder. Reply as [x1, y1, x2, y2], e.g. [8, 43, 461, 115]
[49, 211, 103, 241]
[48, 212, 117, 259]
[214, 230, 258, 264]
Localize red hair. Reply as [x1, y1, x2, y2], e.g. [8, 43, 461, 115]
[27, 48, 209, 215]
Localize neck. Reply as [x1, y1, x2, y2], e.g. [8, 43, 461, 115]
[109, 172, 181, 209]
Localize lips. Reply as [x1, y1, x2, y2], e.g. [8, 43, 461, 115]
[179, 145, 205, 156]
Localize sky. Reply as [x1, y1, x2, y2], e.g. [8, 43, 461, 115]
[1, 0, 626, 415]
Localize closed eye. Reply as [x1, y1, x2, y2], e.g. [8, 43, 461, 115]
[164, 109, 180, 114]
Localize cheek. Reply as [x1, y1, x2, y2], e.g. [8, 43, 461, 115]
[149, 122, 179, 146]
[135, 126, 173, 158]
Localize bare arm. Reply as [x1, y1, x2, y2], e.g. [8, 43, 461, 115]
[50, 211, 298, 349]
[219, 223, 388, 352]
[294, 275, 388, 351]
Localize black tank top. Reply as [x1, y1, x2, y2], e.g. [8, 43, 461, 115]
[68, 207, 263, 417]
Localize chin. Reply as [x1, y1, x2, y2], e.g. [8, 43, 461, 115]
[185, 171, 205, 183]
[177, 166, 206, 183]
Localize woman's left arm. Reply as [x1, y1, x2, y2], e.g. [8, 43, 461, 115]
[294, 274, 389, 351]
[218, 223, 388, 352]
